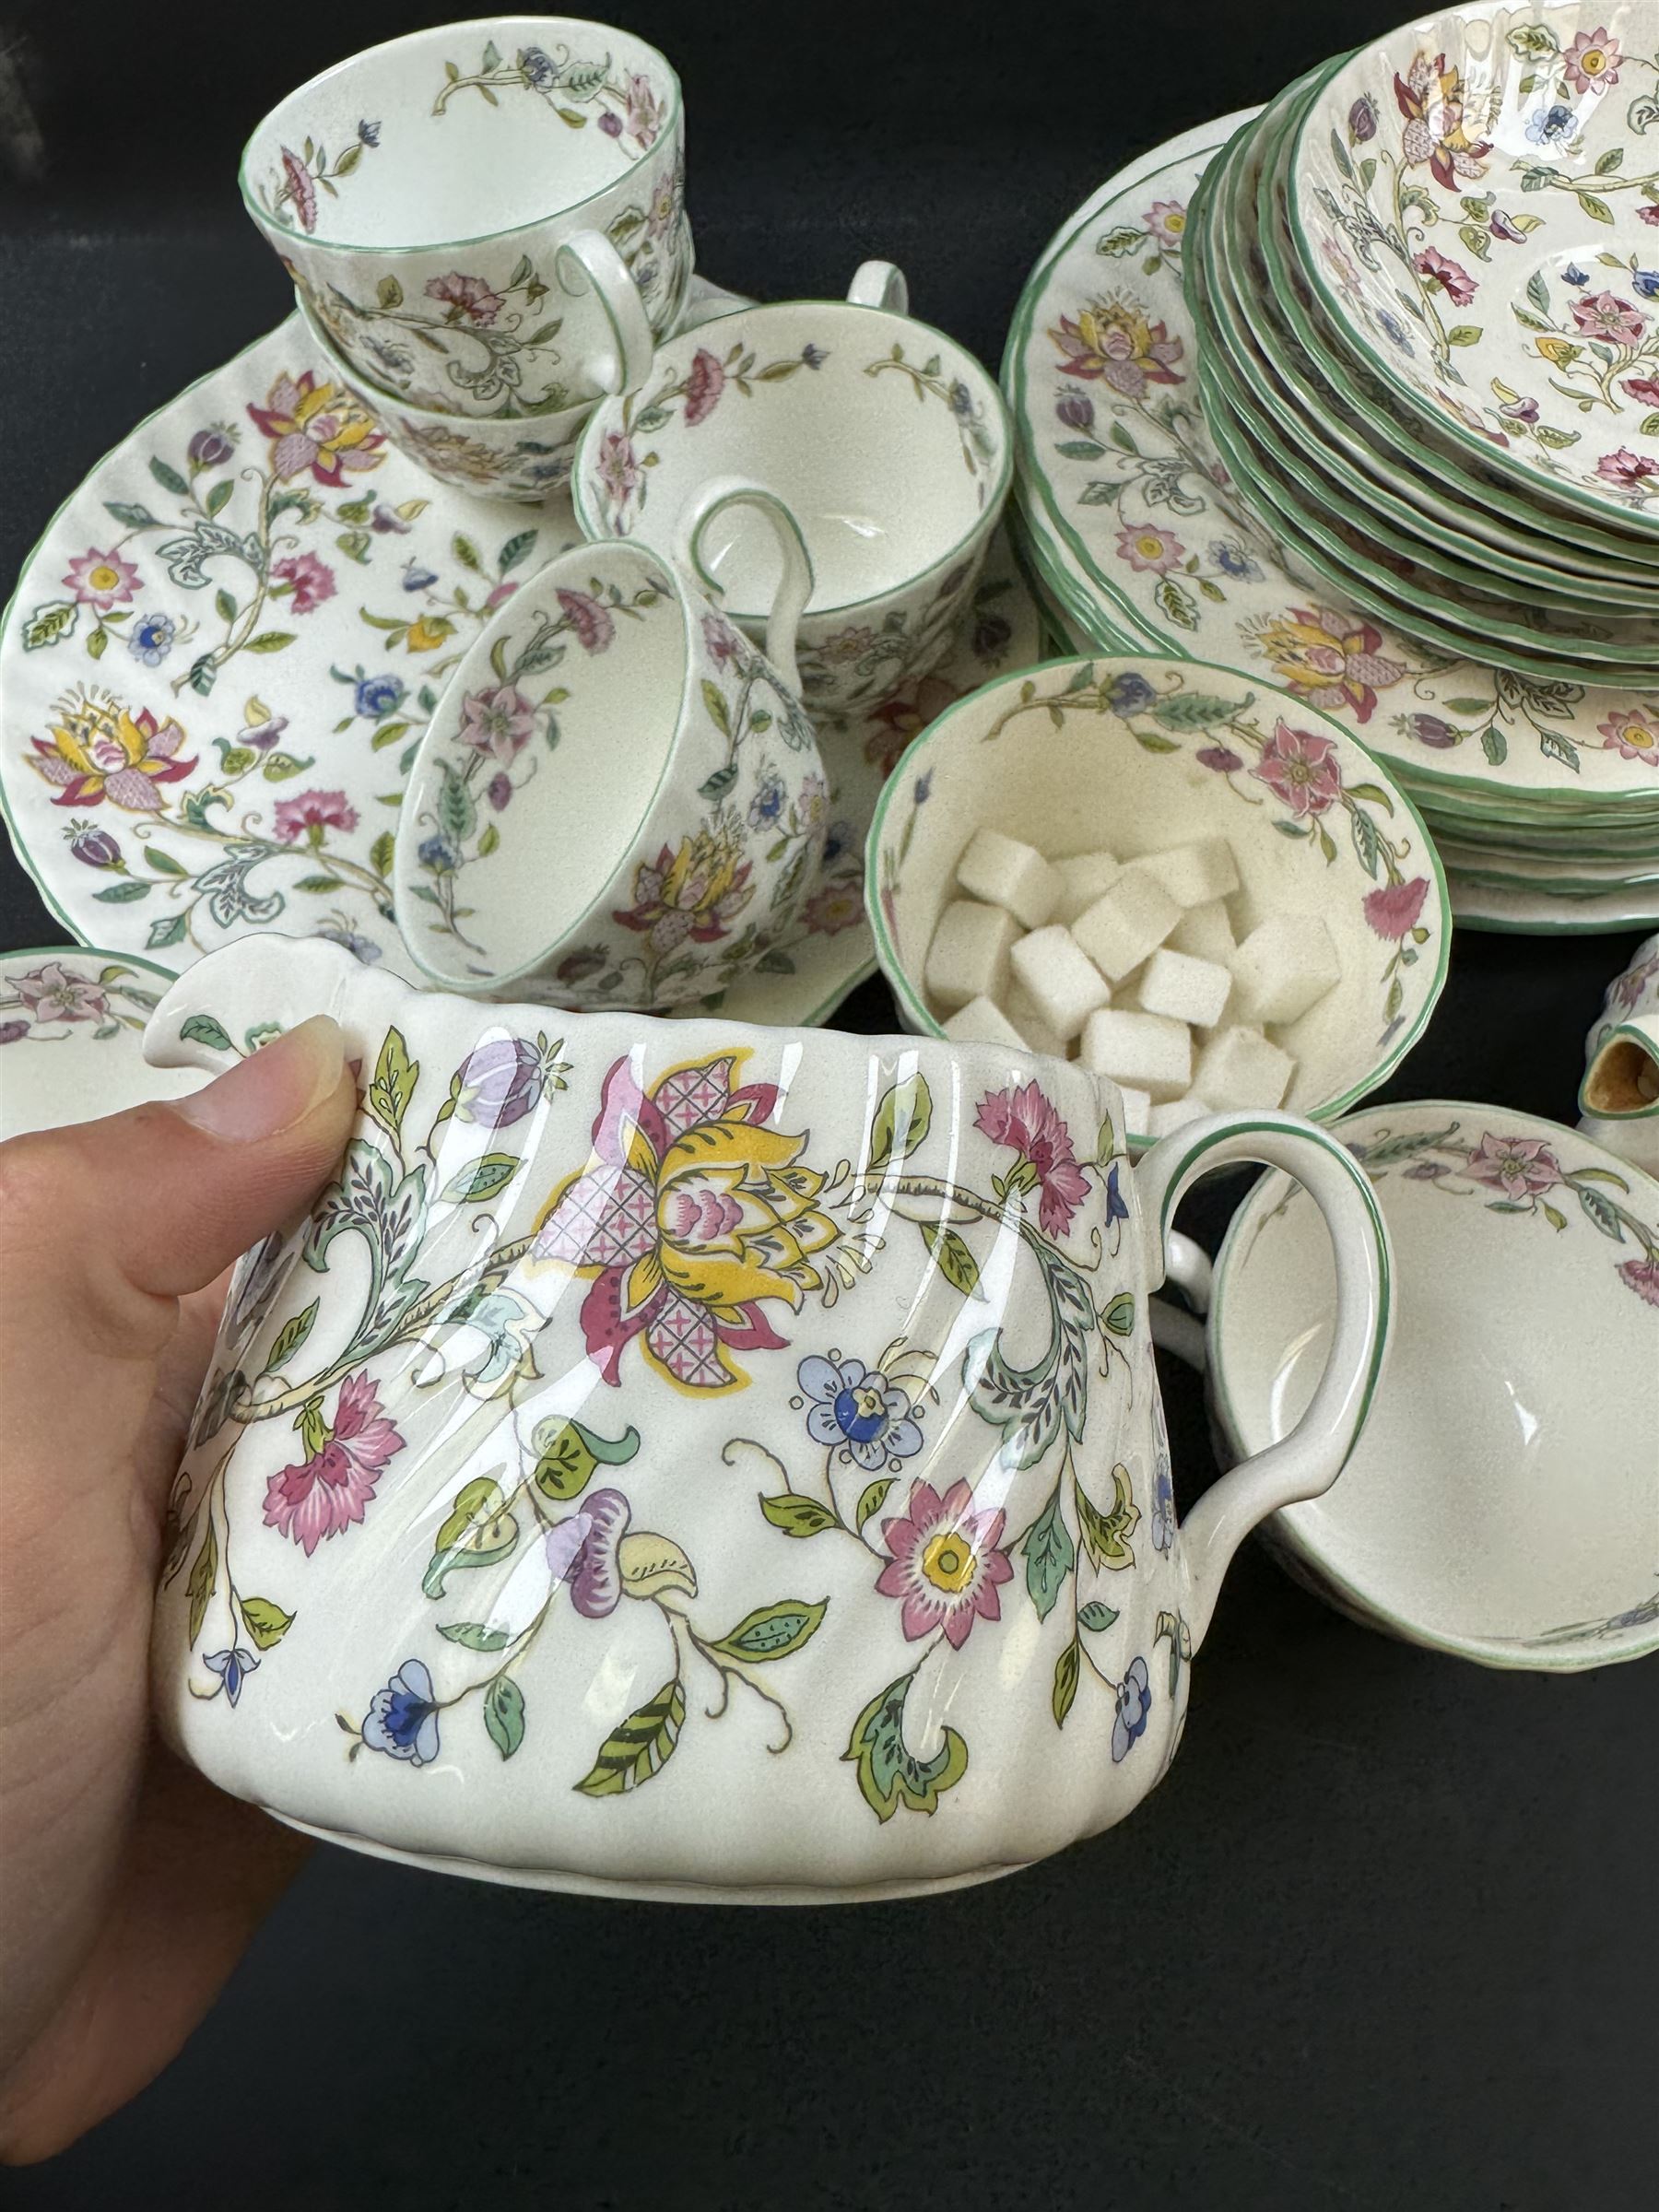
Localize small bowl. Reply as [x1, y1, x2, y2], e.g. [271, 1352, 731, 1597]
[1206, 1100, 1659, 1670]
[866, 653, 1449, 1146]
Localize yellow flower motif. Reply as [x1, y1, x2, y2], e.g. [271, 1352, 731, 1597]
[613, 821, 755, 956]
[404, 614, 455, 653]
[29, 695, 197, 810]
[1048, 297, 1183, 398]
[1535, 335, 1582, 369]
[247, 371, 385, 488]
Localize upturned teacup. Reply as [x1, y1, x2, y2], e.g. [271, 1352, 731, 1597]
[241, 17, 689, 418]
[143, 934, 1389, 1901]
[394, 527, 827, 1008]
[571, 267, 1013, 714]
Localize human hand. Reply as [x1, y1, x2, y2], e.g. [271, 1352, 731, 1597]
[0, 1017, 357, 2161]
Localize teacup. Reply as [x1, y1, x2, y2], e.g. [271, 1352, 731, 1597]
[144, 934, 1389, 1901]
[394, 524, 826, 1008]
[241, 17, 689, 418]
[571, 266, 1013, 715]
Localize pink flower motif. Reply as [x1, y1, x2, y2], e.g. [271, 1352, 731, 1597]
[13, 960, 107, 1023]
[1252, 718, 1343, 818]
[1363, 877, 1430, 939]
[701, 611, 745, 668]
[1597, 445, 1659, 488]
[424, 271, 503, 325]
[624, 70, 663, 146]
[557, 587, 616, 653]
[1413, 246, 1477, 306]
[683, 347, 726, 425]
[1145, 199, 1186, 252]
[1624, 376, 1659, 411]
[875, 1477, 1014, 1650]
[1115, 523, 1185, 574]
[1464, 1132, 1562, 1201]
[483, 579, 519, 612]
[274, 788, 359, 843]
[1562, 27, 1622, 95]
[458, 683, 535, 762]
[974, 1079, 1090, 1240]
[1197, 743, 1244, 773]
[568, 1488, 632, 1616]
[1597, 707, 1659, 764]
[62, 547, 141, 611]
[1618, 1257, 1659, 1305]
[270, 550, 336, 615]
[487, 771, 513, 810]
[802, 880, 864, 936]
[279, 147, 318, 232]
[596, 429, 640, 510]
[1572, 290, 1646, 346]
[263, 1372, 403, 1554]
[30, 700, 194, 811]
[1641, 205, 1659, 227]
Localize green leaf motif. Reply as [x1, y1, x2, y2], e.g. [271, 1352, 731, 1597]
[147, 913, 189, 950]
[920, 1219, 982, 1298]
[843, 1671, 970, 1823]
[240, 1595, 293, 1650]
[22, 598, 77, 650]
[499, 528, 537, 573]
[1349, 805, 1383, 881]
[150, 455, 188, 496]
[246, 631, 297, 653]
[699, 762, 739, 803]
[1078, 1600, 1120, 1632]
[93, 878, 150, 902]
[700, 677, 732, 738]
[867, 1070, 932, 1174]
[186, 1519, 218, 1647]
[367, 1025, 418, 1141]
[532, 1415, 640, 1502]
[1574, 1182, 1627, 1241]
[422, 1475, 519, 1598]
[856, 1477, 894, 1527]
[759, 1491, 838, 1537]
[1021, 1479, 1076, 1621]
[179, 1013, 234, 1052]
[573, 1677, 685, 1794]
[1101, 1291, 1135, 1337]
[1077, 1463, 1139, 1572]
[1148, 688, 1245, 730]
[370, 830, 396, 878]
[708, 1597, 829, 1663]
[1154, 576, 1199, 631]
[144, 846, 188, 877]
[436, 761, 477, 843]
[440, 1152, 522, 1204]
[262, 1298, 318, 1374]
[1052, 1638, 1080, 1727]
[485, 1674, 525, 1759]
[438, 1621, 511, 1652]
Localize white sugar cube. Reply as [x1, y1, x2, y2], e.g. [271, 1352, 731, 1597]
[1072, 872, 1181, 983]
[1170, 899, 1236, 965]
[956, 828, 1061, 929]
[1130, 836, 1241, 910]
[1053, 850, 1123, 925]
[1147, 1094, 1214, 1139]
[1006, 981, 1072, 1062]
[1118, 1084, 1151, 1138]
[925, 900, 1018, 1010]
[1192, 1025, 1295, 1111]
[1079, 1007, 1192, 1102]
[1136, 947, 1232, 1030]
[1008, 925, 1112, 1042]
[942, 994, 1028, 1052]
[1230, 915, 1340, 1026]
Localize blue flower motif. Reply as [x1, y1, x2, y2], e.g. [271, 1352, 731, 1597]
[797, 1354, 924, 1472]
[518, 44, 558, 87]
[204, 1646, 257, 1706]
[948, 378, 974, 419]
[1561, 263, 1589, 288]
[354, 672, 405, 719]
[316, 922, 384, 964]
[128, 611, 176, 666]
[1525, 101, 1576, 146]
[1107, 670, 1156, 714]
[402, 563, 440, 593]
[801, 344, 829, 370]
[747, 771, 786, 830]
[1111, 1654, 1152, 1761]
[1635, 271, 1659, 300]
[358, 118, 381, 147]
[362, 1657, 441, 1764]
[1104, 1159, 1129, 1226]
[1376, 311, 1413, 355]
[1208, 537, 1261, 580]
[1150, 1457, 1175, 1553]
[418, 834, 460, 875]
[913, 770, 934, 805]
[821, 816, 857, 865]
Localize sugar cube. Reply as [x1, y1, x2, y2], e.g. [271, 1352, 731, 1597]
[956, 828, 1061, 930]
[1192, 1025, 1295, 1111]
[1006, 981, 1072, 1062]
[1170, 900, 1236, 966]
[1136, 947, 1232, 1030]
[1072, 872, 1181, 983]
[1008, 925, 1112, 1042]
[1117, 1084, 1151, 1138]
[925, 900, 1018, 1010]
[1130, 836, 1241, 910]
[1053, 850, 1123, 926]
[1079, 1008, 1192, 1102]
[1147, 1094, 1214, 1139]
[1230, 915, 1340, 1026]
[942, 995, 1028, 1052]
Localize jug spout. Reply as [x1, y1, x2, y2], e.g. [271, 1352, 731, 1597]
[143, 933, 401, 1077]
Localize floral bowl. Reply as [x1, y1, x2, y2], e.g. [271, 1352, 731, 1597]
[867, 653, 1451, 1145]
[1290, 4, 1659, 533]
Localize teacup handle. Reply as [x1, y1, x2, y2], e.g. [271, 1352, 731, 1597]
[847, 259, 909, 312]
[555, 230, 654, 397]
[673, 476, 815, 698]
[1134, 1110, 1392, 1653]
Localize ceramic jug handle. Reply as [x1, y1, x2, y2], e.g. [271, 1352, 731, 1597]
[555, 230, 654, 397]
[1134, 1110, 1393, 1653]
[1580, 1010, 1659, 1121]
[847, 259, 909, 313]
[674, 477, 815, 698]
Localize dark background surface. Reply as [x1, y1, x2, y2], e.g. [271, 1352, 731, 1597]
[1, 2, 1654, 2205]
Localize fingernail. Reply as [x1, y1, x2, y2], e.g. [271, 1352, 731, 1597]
[174, 1016, 347, 1142]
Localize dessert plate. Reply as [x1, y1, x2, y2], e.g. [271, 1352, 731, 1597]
[1210, 1100, 1659, 1668]
[0, 944, 203, 1137]
[0, 295, 1041, 1030]
[1005, 135, 1659, 806]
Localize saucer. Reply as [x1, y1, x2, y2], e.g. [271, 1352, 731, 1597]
[1209, 1100, 1659, 1669]
[0, 944, 204, 1137]
[0, 295, 1043, 1030]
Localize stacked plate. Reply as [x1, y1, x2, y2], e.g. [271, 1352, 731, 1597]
[1004, 8, 1659, 930]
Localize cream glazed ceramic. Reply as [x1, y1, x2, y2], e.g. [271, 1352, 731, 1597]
[1205, 1100, 1659, 1669]
[573, 271, 1013, 715]
[141, 934, 1389, 1902]
[243, 18, 688, 418]
[394, 535, 827, 1007]
[867, 653, 1451, 1147]
[1581, 928, 1659, 1165]
[0, 945, 203, 1137]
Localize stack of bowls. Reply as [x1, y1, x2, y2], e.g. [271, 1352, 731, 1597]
[241, 17, 691, 503]
[1181, 6, 1659, 915]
